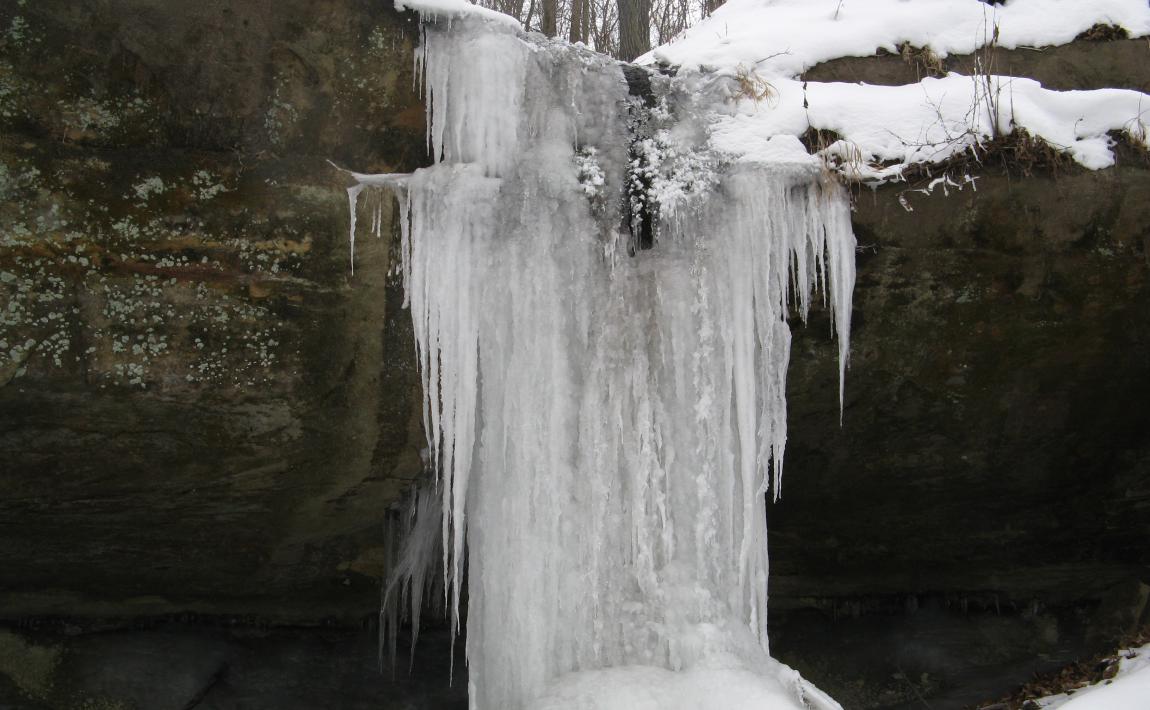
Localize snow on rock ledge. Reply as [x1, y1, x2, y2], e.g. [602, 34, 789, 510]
[395, 0, 523, 28]
[642, 0, 1150, 184]
[642, 0, 1150, 77]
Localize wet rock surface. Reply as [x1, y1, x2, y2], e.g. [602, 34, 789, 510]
[1, 2, 1148, 708]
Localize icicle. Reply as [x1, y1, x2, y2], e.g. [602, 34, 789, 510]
[346, 183, 363, 276]
[381, 481, 445, 673]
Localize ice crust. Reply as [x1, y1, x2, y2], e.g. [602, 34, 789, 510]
[358, 9, 853, 710]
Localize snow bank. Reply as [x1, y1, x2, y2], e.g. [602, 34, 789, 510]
[643, 0, 1150, 77]
[641, 0, 1150, 182]
[535, 661, 840, 710]
[711, 74, 1150, 181]
[395, 0, 523, 28]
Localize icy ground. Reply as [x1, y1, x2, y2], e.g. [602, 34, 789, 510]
[1033, 643, 1150, 710]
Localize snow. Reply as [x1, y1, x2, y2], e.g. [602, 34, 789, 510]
[394, 0, 522, 29]
[535, 662, 840, 710]
[1034, 643, 1150, 710]
[639, 0, 1150, 182]
[710, 74, 1150, 181]
[642, 0, 1150, 77]
[361, 7, 855, 710]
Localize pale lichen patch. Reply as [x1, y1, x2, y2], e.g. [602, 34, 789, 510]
[0, 630, 62, 701]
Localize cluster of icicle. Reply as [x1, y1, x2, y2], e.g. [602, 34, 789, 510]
[353, 7, 854, 710]
[380, 479, 443, 673]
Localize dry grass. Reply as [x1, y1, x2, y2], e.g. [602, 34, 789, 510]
[977, 128, 1073, 177]
[897, 42, 945, 78]
[887, 128, 1074, 211]
[731, 64, 776, 105]
[1075, 23, 1130, 42]
[897, 128, 1073, 187]
[1109, 129, 1150, 167]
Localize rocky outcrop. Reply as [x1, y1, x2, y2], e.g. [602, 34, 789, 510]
[802, 37, 1150, 93]
[776, 164, 1150, 708]
[0, 2, 1147, 708]
[0, 0, 428, 624]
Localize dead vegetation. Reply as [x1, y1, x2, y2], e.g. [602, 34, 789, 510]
[1109, 129, 1150, 167]
[1075, 23, 1130, 42]
[965, 128, 1073, 177]
[897, 42, 946, 79]
[800, 127, 863, 182]
[731, 64, 776, 105]
[976, 626, 1150, 710]
[801, 123, 1077, 207]
[799, 127, 844, 154]
[887, 128, 1074, 210]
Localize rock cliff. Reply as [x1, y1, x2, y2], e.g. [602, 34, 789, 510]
[0, 2, 1146, 707]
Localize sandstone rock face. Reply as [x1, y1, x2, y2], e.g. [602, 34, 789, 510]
[0, 2, 1148, 708]
[0, 0, 427, 622]
[775, 166, 1150, 708]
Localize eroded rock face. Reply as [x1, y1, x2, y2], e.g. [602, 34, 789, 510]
[0, 0, 427, 621]
[782, 165, 1150, 604]
[774, 166, 1150, 708]
[802, 38, 1150, 93]
[1, 2, 1148, 708]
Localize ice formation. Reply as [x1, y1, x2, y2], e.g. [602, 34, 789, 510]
[354, 4, 854, 709]
[380, 479, 444, 673]
[345, 2, 1150, 707]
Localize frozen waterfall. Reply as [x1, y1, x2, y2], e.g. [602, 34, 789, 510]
[353, 7, 855, 710]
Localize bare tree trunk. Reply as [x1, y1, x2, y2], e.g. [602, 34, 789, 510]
[590, 0, 618, 56]
[542, 0, 558, 36]
[569, 0, 585, 43]
[617, 0, 650, 61]
[703, 0, 724, 17]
